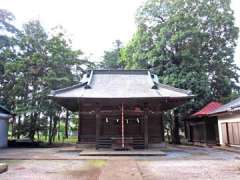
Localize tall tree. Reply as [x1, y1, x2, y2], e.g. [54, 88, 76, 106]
[122, 0, 239, 109]
[0, 9, 19, 105]
[100, 40, 123, 69]
[121, 0, 239, 143]
[2, 19, 90, 141]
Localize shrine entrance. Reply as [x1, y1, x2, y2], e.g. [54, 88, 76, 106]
[50, 69, 193, 149]
[99, 104, 144, 149]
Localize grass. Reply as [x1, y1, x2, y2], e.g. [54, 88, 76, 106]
[88, 160, 107, 168]
[37, 135, 78, 144]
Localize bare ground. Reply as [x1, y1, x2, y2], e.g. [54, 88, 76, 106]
[1, 145, 240, 180]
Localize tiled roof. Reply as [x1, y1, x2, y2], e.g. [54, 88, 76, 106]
[192, 101, 222, 117]
[210, 97, 240, 115]
[49, 70, 194, 99]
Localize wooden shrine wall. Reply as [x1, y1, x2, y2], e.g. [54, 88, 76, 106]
[79, 112, 164, 144]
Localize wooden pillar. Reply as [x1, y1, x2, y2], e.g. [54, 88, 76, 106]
[172, 110, 180, 144]
[95, 106, 101, 142]
[78, 111, 81, 142]
[204, 120, 208, 144]
[144, 108, 149, 148]
[160, 113, 164, 142]
[77, 100, 81, 143]
[121, 103, 125, 148]
[226, 123, 230, 145]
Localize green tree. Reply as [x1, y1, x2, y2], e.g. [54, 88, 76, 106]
[2, 19, 91, 142]
[121, 0, 239, 143]
[0, 9, 19, 106]
[100, 40, 123, 69]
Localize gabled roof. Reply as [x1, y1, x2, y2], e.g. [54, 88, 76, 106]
[191, 101, 222, 117]
[49, 70, 194, 99]
[210, 97, 240, 115]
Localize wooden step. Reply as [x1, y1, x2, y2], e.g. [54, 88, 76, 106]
[133, 137, 145, 149]
[96, 138, 112, 149]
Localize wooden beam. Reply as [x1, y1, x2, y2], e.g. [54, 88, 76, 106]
[78, 110, 163, 116]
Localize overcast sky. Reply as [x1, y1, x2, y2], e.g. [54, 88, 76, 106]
[1, 0, 239, 65]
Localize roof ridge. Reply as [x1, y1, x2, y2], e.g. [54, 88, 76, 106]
[93, 69, 148, 74]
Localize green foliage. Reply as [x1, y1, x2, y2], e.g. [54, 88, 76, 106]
[121, 0, 239, 112]
[121, 0, 239, 143]
[0, 12, 91, 141]
[100, 40, 123, 69]
[0, 9, 19, 76]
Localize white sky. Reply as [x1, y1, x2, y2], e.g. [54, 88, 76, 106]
[0, 0, 239, 65]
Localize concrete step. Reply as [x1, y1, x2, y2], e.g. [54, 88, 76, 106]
[79, 150, 166, 156]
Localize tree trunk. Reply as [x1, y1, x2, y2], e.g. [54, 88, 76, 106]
[12, 116, 15, 138]
[17, 116, 21, 139]
[65, 110, 69, 139]
[58, 119, 61, 141]
[37, 130, 40, 141]
[172, 110, 180, 144]
[29, 113, 37, 141]
[48, 115, 53, 144]
[51, 115, 58, 143]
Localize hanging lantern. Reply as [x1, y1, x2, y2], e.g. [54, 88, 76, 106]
[126, 119, 128, 124]
[116, 118, 119, 123]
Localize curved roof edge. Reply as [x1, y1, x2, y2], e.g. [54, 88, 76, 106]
[49, 69, 194, 98]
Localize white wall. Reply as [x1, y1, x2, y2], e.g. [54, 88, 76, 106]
[218, 113, 240, 145]
[0, 113, 9, 148]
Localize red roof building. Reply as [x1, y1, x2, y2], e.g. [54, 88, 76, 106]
[192, 101, 222, 117]
[186, 101, 222, 145]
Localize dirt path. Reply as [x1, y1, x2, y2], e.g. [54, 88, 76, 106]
[138, 159, 240, 180]
[1, 146, 240, 179]
[99, 159, 143, 180]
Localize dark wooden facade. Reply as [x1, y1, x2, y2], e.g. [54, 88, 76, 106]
[77, 101, 164, 149]
[185, 116, 219, 145]
[185, 101, 222, 145]
[50, 70, 193, 149]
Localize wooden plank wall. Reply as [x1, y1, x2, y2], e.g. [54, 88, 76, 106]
[148, 113, 163, 143]
[79, 113, 164, 144]
[224, 122, 240, 145]
[79, 114, 96, 142]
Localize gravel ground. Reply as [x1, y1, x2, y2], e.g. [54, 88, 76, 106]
[1, 145, 240, 180]
[138, 160, 240, 180]
[0, 160, 103, 180]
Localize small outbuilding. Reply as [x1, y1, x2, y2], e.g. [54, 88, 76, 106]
[0, 105, 11, 148]
[185, 101, 222, 145]
[210, 97, 240, 147]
